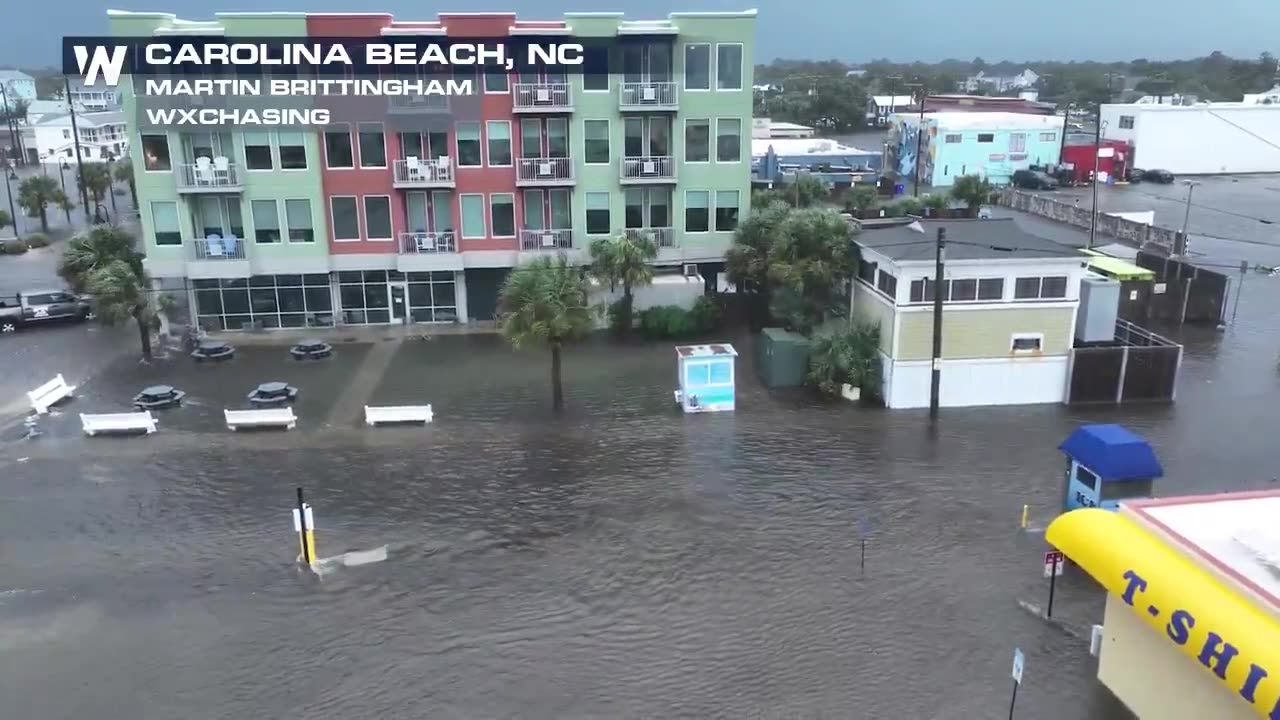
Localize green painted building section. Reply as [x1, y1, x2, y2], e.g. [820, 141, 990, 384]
[110, 12, 328, 275]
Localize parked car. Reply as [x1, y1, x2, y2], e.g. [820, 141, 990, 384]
[1012, 169, 1059, 190]
[1141, 169, 1175, 183]
[0, 290, 95, 334]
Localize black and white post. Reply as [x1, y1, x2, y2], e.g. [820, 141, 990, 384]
[1046, 551, 1063, 618]
[929, 226, 946, 419]
[1009, 647, 1024, 719]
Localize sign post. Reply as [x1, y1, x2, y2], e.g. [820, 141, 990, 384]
[1009, 647, 1024, 719]
[1044, 550, 1064, 618]
[858, 516, 871, 572]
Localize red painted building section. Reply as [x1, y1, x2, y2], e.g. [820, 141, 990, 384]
[1061, 139, 1132, 184]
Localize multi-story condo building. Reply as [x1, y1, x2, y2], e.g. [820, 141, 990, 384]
[109, 9, 755, 330]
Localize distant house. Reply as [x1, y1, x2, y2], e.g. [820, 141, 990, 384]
[24, 99, 83, 124]
[33, 110, 129, 164]
[1243, 84, 1280, 105]
[0, 69, 37, 103]
[751, 118, 815, 139]
[751, 137, 881, 187]
[963, 68, 1040, 93]
[845, 69, 868, 79]
[887, 111, 1065, 188]
[65, 79, 122, 111]
[866, 95, 916, 126]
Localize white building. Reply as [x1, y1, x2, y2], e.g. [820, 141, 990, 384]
[33, 110, 129, 164]
[962, 68, 1040, 93]
[1242, 84, 1280, 105]
[23, 99, 82, 124]
[64, 79, 122, 111]
[750, 118, 815, 139]
[1100, 102, 1280, 174]
[867, 95, 915, 126]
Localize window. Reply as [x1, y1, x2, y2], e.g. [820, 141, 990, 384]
[1119, 115, 1135, 129]
[716, 118, 741, 162]
[685, 44, 710, 90]
[244, 131, 273, 170]
[484, 67, 508, 93]
[357, 123, 386, 168]
[404, 270, 459, 323]
[1011, 333, 1043, 353]
[583, 46, 609, 91]
[547, 118, 568, 158]
[585, 192, 610, 234]
[364, 196, 392, 240]
[1009, 133, 1026, 153]
[456, 122, 482, 166]
[324, 126, 354, 168]
[909, 278, 951, 303]
[1014, 277, 1040, 299]
[337, 270, 392, 326]
[1014, 275, 1068, 299]
[715, 43, 743, 90]
[714, 190, 739, 231]
[520, 119, 542, 159]
[140, 134, 171, 171]
[194, 274, 333, 331]
[251, 200, 281, 244]
[285, 199, 313, 243]
[1041, 276, 1068, 298]
[486, 121, 512, 166]
[277, 131, 307, 169]
[489, 194, 515, 237]
[685, 190, 709, 232]
[978, 277, 1004, 300]
[330, 196, 360, 241]
[63, 129, 71, 139]
[945, 134, 961, 144]
[584, 120, 610, 163]
[977, 133, 994, 143]
[949, 278, 977, 301]
[685, 119, 710, 162]
[460, 194, 486, 238]
[1039, 132, 1057, 142]
[876, 270, 898, 299]
[857, 261, 877, 284]
[151, 201, 181, 246]
[1076, 465, 1099, 492]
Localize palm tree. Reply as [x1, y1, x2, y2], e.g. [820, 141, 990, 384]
[588, 232, 657, 336]
[950, 174, 994, 217]
[79, 162, 113, 212]
[113, 159, 137, 208]
[17, 175, 67, 233]
[59, 225, 157, 361]
[498, 255, 593, 413]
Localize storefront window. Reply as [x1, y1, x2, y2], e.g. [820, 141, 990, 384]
[338, 270, 392, 325]
[193, 274, 333, 330]
[406, 271, 458, 323]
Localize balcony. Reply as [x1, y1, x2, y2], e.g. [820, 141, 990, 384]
[618, 81, 679, 111]
[187, 236, 250, 279]
[620, 156, 676, 184]
[512, 82, 573, 113]
[516, 157, 574, 186]
[393, 158, 456, 189]
[519, 228, 573, 251]
[625, 226, 676, 249]
[396, 231, 463, 272]
[174, 160, 243, 194]
[388, 93, 451, 114]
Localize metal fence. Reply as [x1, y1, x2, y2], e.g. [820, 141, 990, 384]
[1133, 251, 1229, 325]
[1067, 319, 1182, 404]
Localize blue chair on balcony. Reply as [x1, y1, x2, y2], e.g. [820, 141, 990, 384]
[223, 235, 239, 257]
[204, 234, 225, 258]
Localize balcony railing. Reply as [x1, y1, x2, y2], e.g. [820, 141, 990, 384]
[512, 82, 573, 112]
[175, 160, 242, 192]
[398, 231, 457, 254]
[625, 226, 676, 249]
[516, 156, 573, 185]
[388, 93, 450, 113]
[619, 81, 679, 110]
[519, 228, 573, 251]
[620, 156, 676, 182]
[393, 158, 455, 188]
[190, 236, 247, 260]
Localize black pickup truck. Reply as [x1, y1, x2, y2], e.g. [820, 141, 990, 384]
[0, 290, 95, 334]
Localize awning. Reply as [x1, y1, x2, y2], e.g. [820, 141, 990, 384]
[1058, 424, 1164, 481]
[1047, 509, 1280, 719]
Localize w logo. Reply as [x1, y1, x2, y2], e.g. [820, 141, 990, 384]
[73, 46, 128, 87]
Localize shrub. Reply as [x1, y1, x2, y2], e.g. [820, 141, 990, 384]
[605, 298, 631, 333]
[638, 305, 696, 339]
[0, 239, 30, 255]
[806, 322, 884, 399]
[688, 295, 723, 333]
[23, 232, 50, 249]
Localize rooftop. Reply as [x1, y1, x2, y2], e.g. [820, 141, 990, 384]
[751, 137, 878, 158]
[0, 69, 35, 81]
[35, 110, 127, 128]
[675, 344, 738, 359]
[855, 218, 1083, 263]
[902, 111, 1065, 130]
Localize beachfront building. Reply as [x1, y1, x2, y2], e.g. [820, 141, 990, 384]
[32, 110, 129, 163]
[0, 69, 37, 103]
[888, 111, 1065, 188]
[64, 79, 122, 111]
[110, 9, 754, 330]
[1048, 491, 1280, 720]
[850, 218, 1086, 409]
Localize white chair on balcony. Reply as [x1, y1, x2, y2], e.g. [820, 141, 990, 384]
[435, 156, 451, 180]
[194, 157, 214, 187]
[204, 234, 225, 258]
[213, 156, 231, 184]
[405, 156, 424, 182]
[223, 234, 239, 257]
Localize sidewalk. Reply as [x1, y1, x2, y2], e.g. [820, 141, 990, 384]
[203, 320, 501, 346]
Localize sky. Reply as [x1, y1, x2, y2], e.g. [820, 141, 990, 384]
[2, 0, 1276, 67]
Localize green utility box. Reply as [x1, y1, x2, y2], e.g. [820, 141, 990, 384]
[756, 327, 811, 388]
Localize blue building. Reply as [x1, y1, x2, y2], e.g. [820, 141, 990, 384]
[751, 137, 882, 187]
[888, 111, 1064, 188]
[0, 70, 38, 104]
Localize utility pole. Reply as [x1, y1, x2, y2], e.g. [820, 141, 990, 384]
[929, 226, 946, 419]
[2, 162, 20, 240]
[1178, 180, 1201, 256]
[0, 86, 19, 168]
[1087, 72, 1119, 250]
[906, 81, 928, 197]
[1058, 102, 1071, 167]
[64, 77, 91, 223]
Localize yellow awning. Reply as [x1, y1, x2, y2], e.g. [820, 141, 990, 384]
[1047, 509, 1280, 719]
[1081, 250, 1156, 281]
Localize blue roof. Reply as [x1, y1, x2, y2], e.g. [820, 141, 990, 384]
[1059, 424, 1164, 482]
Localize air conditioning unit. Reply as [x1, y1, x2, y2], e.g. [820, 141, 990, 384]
[535, 88, 551, 102]
[541, 233, 556, 247]
[683, 263, 699, 277]
[416, 234, 435, 252]
[642, 86, 657, 101]
[642, 161, 656, 175]
[538, 162, 553, 176]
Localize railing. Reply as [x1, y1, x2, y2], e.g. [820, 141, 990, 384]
[388, 93, 450, 113]
[190, 236, 247, 260]
[519, 228, 573, 251]
[175, 161, 242, 190]
[512, 82, 572, 110]
[620, 156, 675, 181]
[393, 158, 455, 186]
[619, 81, 679, 108]
[625, 226, 675, 249]
[516, 156, 573, 183]
[398, 231, 457, 254]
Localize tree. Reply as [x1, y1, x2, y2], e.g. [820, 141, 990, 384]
[497, 255, 593, 413]
[114, 159, 137, 208]
[806, 322, 883, 398]
[79, 162, 113, 209]
[588, 232, 657, 336]
[726, 201, 791, 292]
[0, 208, 10, 230]
[950, 174, 994, 216]
[17, 175, 68, 233]
[845, 186, 877, 213]
[765, 208, 857, 334]
[58, 225, 158, 361]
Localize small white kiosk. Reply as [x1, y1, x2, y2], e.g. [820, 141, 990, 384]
[673, 343, 738, 413]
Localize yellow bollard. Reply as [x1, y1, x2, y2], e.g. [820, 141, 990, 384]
[293, 487, 318, 567]
[1021, 504, 1029, 529]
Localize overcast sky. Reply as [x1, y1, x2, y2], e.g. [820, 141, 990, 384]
[3, 0, 1275, 66]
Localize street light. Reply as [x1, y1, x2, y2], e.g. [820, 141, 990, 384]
[57, 158, 71, 224]
[106, 154, 119, 217]
[1179, 179, 1201, 257]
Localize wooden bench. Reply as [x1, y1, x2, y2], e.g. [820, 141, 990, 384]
[29, 374, 77, 414]
[364, 404, 433, 426]
[224, 407, 297, 431]
[81, 412, 157, 436]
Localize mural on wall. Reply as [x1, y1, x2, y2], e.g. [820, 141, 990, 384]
[894, 121, 936, 184]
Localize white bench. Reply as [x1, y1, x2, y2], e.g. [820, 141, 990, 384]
[81, 412, 157, 436]
[224, 407, 297, 431]
[364, 404, 433, 426]
[29, 374, 77, 414]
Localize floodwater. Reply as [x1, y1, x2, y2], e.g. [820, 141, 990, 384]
[2, 235, 1279, 718]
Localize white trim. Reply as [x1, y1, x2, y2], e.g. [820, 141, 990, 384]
[668, 10, 759, 17]
[357, 121, 388, 169]
[362, 194, 394, 242]
[139, 133, 174, 174]
[459, 193, 487, 239]
[484, 120, 513, 168]
[275, 130, 309, 172]
[714, 117, 743, 163]
[896, 299, 1079, 313]
[682, 43, 712, 92]
[323, 123, 355, 170]
[684, 189, 710, 235]
[241, 129, 275, 173]
[249, 198, 284, 245]
[713, 189, 740, 233]
[508, 25, 573, 35]
[282, 198, 315, 244]
[380, 27, 446, 36]
[583, 118, 611, 164]
[714, 42, 745, 92]
[483, 67, 510, 94]
[455, 120, 484, 168]
[329, 195, 361, 243]
[683, 118, 711, 163]
[583, 190, 611, 236]
[488, 192, 516, 239]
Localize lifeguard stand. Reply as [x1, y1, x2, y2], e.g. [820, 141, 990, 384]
[1059, 424, 1164, 511]
[673, 344, 738, 414]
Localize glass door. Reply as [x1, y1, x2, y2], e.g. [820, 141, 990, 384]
[523, 190, 545, 231]
[431, 191, 454, 233]
[549, 189, 571, 230]
[390, 284, 407, 324]
[547, 118, 568, 158]
[400, 131, 423, 160]
[624, 118, 644, 157]
[520, 119, 542, 159]
[648, 117, 670, 157]
[406, 192, 429, 234]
